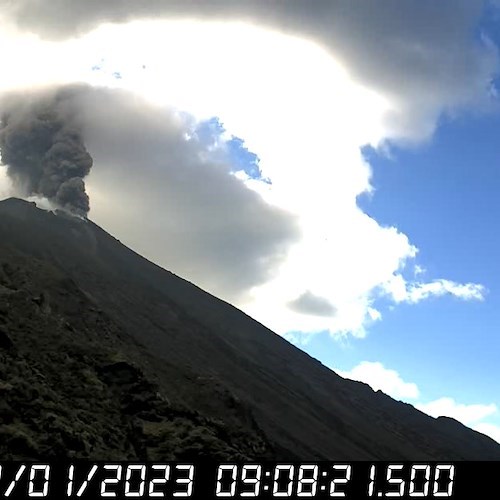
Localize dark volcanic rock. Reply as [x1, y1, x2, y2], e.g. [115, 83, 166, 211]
[98, 361, 142, 386]
[0, 252, 271, 460]
[0, 327, 13, 350]
[0, 197, 498, 460]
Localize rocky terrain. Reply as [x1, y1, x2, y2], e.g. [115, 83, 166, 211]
[0, 197, 499, 460]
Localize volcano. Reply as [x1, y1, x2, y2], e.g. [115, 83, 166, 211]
[0, 197, 498, 460]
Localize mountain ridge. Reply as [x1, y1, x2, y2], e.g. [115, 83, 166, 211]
[0, 197, 498, 460]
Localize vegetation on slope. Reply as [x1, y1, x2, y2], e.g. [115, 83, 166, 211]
[0, 250, 274, 460]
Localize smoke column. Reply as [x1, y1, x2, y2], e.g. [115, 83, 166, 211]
[0, 87, 93, 216]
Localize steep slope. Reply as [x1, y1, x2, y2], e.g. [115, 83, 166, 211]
[0, 197, 499, 460]
[0, 245, 274, 460]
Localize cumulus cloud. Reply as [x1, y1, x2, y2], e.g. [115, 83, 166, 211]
[335, 361, 420, 400]
[82, 86, 301, 300]
[0, 2, 494, 336]
[0, 0, 496, 144]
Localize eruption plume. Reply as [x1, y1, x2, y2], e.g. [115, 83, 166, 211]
[0, 88, 93, 216]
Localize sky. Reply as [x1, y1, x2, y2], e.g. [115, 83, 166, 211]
[0, 0, 499, 443]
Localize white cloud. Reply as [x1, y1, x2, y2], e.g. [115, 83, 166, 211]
[1, 1, 496, 143]
[414, 265, 426, 277]
[0, 3, 494, 337]
[382, 275, 486, 304]
[336, 361, 500, 443]
[335, 361, 420, 400]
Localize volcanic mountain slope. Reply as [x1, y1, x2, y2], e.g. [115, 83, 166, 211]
[0, 197, 499, 460]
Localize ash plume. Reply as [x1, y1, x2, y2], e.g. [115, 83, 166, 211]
[0, 88, 93, 216]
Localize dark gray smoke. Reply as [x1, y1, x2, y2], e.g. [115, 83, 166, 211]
[0, 88, 93, 216]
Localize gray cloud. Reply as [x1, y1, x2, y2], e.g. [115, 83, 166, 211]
[288, 291, 337, 317]
[1, 0, 496, 142]
[0, 84, 298, 300]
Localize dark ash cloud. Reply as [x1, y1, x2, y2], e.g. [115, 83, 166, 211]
[0, 88, 93, 216]
[0, 84, 299, 301]
[288, 291, 337, 317]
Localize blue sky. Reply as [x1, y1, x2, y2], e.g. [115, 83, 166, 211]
[297, 105, 500, 436]
[1, 0, 500, 442]
[192, 117, 267, 182]
[360, 111, 500, 388]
